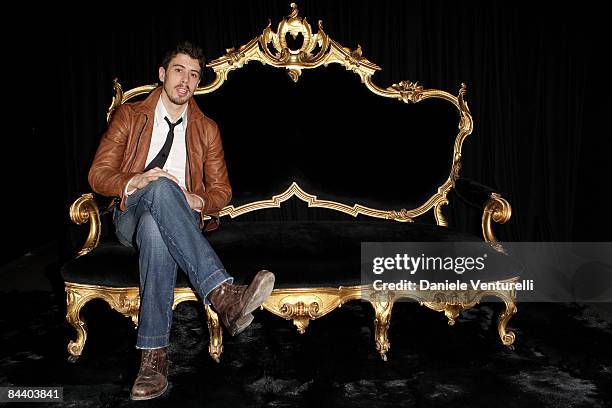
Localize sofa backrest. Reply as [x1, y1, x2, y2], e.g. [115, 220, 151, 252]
[109, 4, 472, 226]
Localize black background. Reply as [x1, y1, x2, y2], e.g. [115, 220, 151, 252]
[4, 0, 609, 265]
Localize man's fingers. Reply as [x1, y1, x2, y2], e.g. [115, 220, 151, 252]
[137, 175, 159, 187]
[135, 169, 180, 189]
[158, 172, 180, 184]
[146, 168, 179, 183]
[145, 167, 167, 177]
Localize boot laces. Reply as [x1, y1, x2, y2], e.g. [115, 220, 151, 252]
[142, 349, 162, 371]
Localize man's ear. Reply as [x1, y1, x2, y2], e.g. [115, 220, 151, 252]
[159, 66, 165, 83]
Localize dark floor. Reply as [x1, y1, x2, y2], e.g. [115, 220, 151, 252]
[1, 244, 612, 407]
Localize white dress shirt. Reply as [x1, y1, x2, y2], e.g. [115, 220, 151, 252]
[145, 97, 188, 189]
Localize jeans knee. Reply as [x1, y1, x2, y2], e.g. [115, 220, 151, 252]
[147, 177, 182, 197]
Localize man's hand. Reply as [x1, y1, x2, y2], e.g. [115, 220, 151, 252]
[128, 168, 180, 190]
[184, 191, 205, 211]
[126, 168, 204, 211]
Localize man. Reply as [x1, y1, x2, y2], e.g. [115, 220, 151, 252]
[88, 41, 275, 400]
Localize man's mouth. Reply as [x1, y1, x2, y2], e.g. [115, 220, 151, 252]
[176, 87, 189, 97]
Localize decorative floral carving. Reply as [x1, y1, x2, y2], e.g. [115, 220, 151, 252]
[344, 44, 365, 68]
[389, 80, 424, 103]
[259, 2, 329, 79]
[452, 153, 462, 182]
[279, 301, 321, 333]
[117, 292, 140, 326]
[388, 208, 414, 222]
[369, 291, 395, 361]
[224, 47, 247, 67]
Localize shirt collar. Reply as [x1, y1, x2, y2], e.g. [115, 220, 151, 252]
[154, 96, 188, 130]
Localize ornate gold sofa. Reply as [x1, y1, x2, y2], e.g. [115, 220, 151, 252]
[62, 3, 518, 363]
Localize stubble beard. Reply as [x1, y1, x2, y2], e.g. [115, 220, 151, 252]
[165, 83, 192, 106]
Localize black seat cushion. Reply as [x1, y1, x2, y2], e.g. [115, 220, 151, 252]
[62, 221, 520, 289]
[61, 243, 193, 288]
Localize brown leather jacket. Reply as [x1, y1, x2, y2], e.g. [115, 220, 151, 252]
[88, 87, 232, 230]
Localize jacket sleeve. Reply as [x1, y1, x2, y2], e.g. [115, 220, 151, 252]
[88, 105, 139, 209]
[200, 122, 232, 216]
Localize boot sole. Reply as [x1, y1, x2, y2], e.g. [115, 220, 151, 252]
[130, 382, 168, 401]
[231, 313, 255, 336]
[240, 270, 275, 316]
[228, 270, 275, 336]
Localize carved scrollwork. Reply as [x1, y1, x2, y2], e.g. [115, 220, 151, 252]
[498, 299, 517, 347]
[389, 80, 425, 103]
[221, 181, 423, 223]
[65, 287, 87, 361]
[369, 291, 395, 361]
[69, 193, 101, 257]
[205, 305, 223, 363]
[262, 288, 362, 334]
[224, 47, 247, 66]
[279, 301, 321, 334]
[65, 283, 226, 362]
[451, 152, 462, 183]
[106, 80, 158, 123]
[206, 2, 380, 86]
[457, 83, 473, 134]
[388, 208, 415, 222]
[410, 279, 518, 345]
[106, 79, 124, 123]
[261, 3, 328, 69]
[482, 192, 512, 253]
[65, 285, 141, 359]
[421, 291, 479, 326]
[117, 292, 140, 327]
[434, 195, 449, 227]
[344, 44, 366, 68]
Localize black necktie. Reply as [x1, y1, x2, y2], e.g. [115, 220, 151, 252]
[144, 116, 183, 171]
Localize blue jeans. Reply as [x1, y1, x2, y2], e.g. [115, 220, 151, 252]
[113, 177, 232, 349]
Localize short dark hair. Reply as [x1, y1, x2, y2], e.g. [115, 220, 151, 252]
[161, 41, 206, 78]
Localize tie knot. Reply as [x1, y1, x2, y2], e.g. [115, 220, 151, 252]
[164, 116, 183, 129]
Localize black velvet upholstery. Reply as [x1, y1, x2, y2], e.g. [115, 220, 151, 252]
[61, 244, 192, 288]
[62, 221, 520, 289]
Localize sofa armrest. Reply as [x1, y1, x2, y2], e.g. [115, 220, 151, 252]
[69, 193, 103, 257]
[454, 177, 512, 252]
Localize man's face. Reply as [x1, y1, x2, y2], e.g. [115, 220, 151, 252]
[159, 53, 201, 106]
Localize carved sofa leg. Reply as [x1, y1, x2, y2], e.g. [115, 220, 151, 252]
[205, 305, 223, 363]
[498, 295, 517, 348]
[65, 286, 89, 362]
[65, 283, 141, 362]
[369, 291, 395, 361]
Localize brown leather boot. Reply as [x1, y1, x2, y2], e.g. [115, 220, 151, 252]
[208, 270, 275, 336]
[130, 347, 169, 400]
[225, 284, 254, 335]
